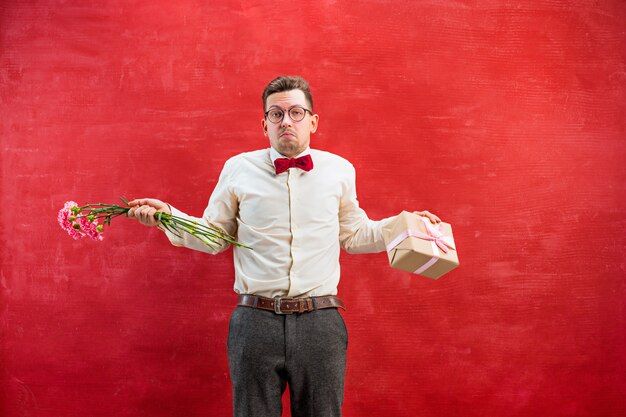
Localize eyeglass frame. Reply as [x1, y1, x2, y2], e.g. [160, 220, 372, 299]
[264, 105, 313, 124]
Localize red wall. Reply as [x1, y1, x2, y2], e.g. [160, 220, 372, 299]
[1, 1, 625, 416]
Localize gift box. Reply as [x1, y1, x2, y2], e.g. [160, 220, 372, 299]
[382, 211, 459, 279]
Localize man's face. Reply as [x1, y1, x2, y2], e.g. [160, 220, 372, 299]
[262, 89, 318, 158]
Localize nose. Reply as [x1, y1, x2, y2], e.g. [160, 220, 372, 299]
[279, 112, 292, 127]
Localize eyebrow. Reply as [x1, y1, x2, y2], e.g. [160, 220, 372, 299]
[267, 105, 306, 110]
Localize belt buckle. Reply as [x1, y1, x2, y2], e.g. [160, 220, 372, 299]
[273, 297, 292, 314]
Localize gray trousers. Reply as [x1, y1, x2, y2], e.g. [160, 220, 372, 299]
[227, 305, 348, 417]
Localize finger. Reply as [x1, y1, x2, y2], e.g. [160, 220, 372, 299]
[129, 198, 149, 207]
[414, 210, 442, 224]
[149, 209, 159, 225]
[130, 206, 144, 219]
[138, 206, 157, 225]
[144, 207, 157, 222]
[138, 206, 153, 221]
[133, 206, 148, 223]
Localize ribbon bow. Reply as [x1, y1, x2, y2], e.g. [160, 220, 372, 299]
[419, 220, 456, 254]
[385, 218, 456, 254]
[273, 154, 314, 175]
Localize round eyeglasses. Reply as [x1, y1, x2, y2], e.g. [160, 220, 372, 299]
[264, 106, 312, 124]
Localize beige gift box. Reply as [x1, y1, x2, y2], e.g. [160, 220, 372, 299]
[382, 211, 459, 279]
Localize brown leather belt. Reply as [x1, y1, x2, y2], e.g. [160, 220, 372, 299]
[237, 294, 345, 314]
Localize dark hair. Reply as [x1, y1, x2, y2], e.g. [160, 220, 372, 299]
[262, 76, 314, 111]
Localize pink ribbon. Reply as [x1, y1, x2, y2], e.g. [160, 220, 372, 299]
[385, 219, 456, 254]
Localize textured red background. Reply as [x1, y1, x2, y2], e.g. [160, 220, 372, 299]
[1, 1, 625, 416]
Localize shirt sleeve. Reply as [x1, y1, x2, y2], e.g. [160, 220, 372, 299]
[158, 158, 239, 254]
[338, 163, 397, 254]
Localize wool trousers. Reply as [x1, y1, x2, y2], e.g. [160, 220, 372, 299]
[227, 305, 348, 417]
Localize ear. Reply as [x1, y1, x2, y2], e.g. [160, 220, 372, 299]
[261, 118, 268, 136]
[310, 113, 319, 134]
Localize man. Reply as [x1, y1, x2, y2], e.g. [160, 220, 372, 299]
[128, 76, 441, 417]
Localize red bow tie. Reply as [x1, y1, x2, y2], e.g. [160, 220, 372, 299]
[273, 154, 314, 175]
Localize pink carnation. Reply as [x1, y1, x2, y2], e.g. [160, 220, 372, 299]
[78, 216, 104, 241]
[58, 201, 85, 240]
[58, 200, 105, 242]
[57, 205, 71, 231]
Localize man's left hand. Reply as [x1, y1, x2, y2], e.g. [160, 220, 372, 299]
[414, 210, 442, 224]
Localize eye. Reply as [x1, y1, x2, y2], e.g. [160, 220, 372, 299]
[291, 109, 304, 117]
[269, 110, 283, 119]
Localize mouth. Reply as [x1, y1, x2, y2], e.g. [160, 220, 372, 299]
[280, 131, 296, 138]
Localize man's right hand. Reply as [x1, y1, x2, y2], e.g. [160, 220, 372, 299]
[128, 198, 172, 227]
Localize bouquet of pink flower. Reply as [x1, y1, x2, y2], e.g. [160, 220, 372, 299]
[58, 197, 250, 250]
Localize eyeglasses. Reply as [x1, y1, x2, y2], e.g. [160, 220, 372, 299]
[264, 106, 312, 124]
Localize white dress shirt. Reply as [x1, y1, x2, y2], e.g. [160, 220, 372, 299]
[161, 146, 396, 298]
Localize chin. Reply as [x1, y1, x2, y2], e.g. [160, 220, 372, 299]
[278, 141, 298, 150]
